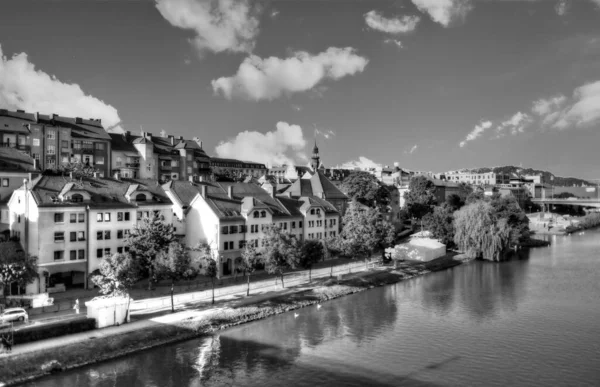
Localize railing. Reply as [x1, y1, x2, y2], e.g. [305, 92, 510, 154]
[130, 260, 371, 311]
[125, 163, 140, 168]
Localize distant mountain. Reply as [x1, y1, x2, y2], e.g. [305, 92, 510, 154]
[465, 166, 592, 187]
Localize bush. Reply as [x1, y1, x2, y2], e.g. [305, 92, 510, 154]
[11, 318, 96, 345]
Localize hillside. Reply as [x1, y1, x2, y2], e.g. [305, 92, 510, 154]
[465, 166, 592, 187]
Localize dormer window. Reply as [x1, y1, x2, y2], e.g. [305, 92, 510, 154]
[253, 211, 259, 218]
[71, 194, 83, 203]
[316, 209, 321, 215]
[136, 193, 147, 201]
[310, 209, 315, 215]
[260, 210, 266, 218]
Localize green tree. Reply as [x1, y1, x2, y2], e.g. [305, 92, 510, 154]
[125, 212, 176, 290]
[403, 176, 437, 219]
[156, 241, 199, 313]
[454, 201, 515, 261]
[489, 194, 530, 245]
[297, 240, 324, 282]
[339, 202, 396, 260]
[465, 186, 485, 205]
[262, 225, 299, 288]
[422, 203, 456, 246]
[240, 244, 262, 296]
[90, 253, 140, 296]
[194, 242, 218, 304]
[0, 243, 38, 298]
[340, 171, 391, 210]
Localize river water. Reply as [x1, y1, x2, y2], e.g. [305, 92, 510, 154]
[25, 230, 600, 387]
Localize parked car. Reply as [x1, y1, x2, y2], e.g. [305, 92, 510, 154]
[0, 308, 29, 324]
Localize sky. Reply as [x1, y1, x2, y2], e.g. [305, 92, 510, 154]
[1, 0, 600, 179]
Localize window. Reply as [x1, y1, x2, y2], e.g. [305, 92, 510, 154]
[104, 248, 111, 258]
[73, 140, 82, 149]
[61, 140, 69, 148]
[46, 156, 56, 165]
[117, 230, 123, 239]
[70, 213, 77, 223]
[97, 231, 104, 240]
[187, 167, 192, 174]
[116, 157, 122, 167]
[83, 141, 93, 149]
[104, 213, 111, 222]
[54, 232, 65, 242]
[317, 220, 322, 227]
[96, 156, 105, 165]
[117, 212, 123, 221]
[187, 154, 192, 161]
[253, 211, 259, 218]
[17, 215, 21, 223]
[78, 250, 85, 260]
[224, 241, 229, 251]
[230, 225, 238, 234]
[136, 193, 147, 201]
[239, 240, 246, 249]
[310, 209, 315, 215]
[171, 160, 179, 167]
[54, 251, 64, 261]
[250, 224, 257, 233]
[33, 139, 40, 147]
[78, 231, 85, 241]
[70, 250, 77, 261]
[229, 241, 234, 250]
[78, 213, 85, 223]
[117, 247, 123, 254]
[316, 209, 321, 215]
[260, 211, 266, 218]
[124, 212, 130, 221]
[1, 178, 8, 187]
[124, 230, 130, 237]
[47, 130, 55, 140]
[240, 225, 247, 233]
[222, 226, 229, 235]
[137, 211, 142, 220]
[309, 221, 315, 228]
[291, 221, 296, 229]
[54, 213, 64, 223]
[97, 213, 103, 222]
[299, 221, 303, 228]
[95, 143, 105, 150]
[47, 145, 56, 155]
[71, 194, 83, 203]
[104, 231, 111, 240]
[97, 249, 103, 258]
[70, 232, 76, 242]
[282, 222, 287, 230]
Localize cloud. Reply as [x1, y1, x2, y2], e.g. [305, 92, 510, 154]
[409, 144, 418, 154]
[364, 10, 420, 34]
[155, 0, 260, 56]
[555, 0, 568, 16]
[270, 9, 279, 18]
[291, 104, 302, 111]
[495, 112, 532, 137]
[214, 121, 306, 167]
[547, 80, 600, 129]
[211, 47, 368, 101]
[384, 39, 404, 48]
[410, 0, 473, 27]
[459, 120, 492, 147]
[0, 45, 122, 131]
[337, 156, 382, 170]
[313, 126, 335, 139]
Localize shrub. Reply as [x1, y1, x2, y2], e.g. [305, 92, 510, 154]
[11, 318, 96, 345]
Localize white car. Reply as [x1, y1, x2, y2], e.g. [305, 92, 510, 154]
[0, 308, 29, 324]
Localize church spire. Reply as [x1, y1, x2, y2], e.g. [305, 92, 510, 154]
[311, 137, 320, 172]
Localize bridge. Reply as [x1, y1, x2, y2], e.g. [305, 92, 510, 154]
[531, 198, 600, 208]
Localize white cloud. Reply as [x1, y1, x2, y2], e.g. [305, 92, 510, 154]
[410, 0, 473, 27]
[270, 9, 280, 18]
[551, 80, 600, 129]
[495, 112, 532, 137]
[384, 39, 404, 48]
[291, 104, 302, 111]
[409, 144, 418, 154]
[212, 47, 368, 101]
[459, 120, 492, 147]
[532, 95, 567, 116]
[555, 0, 568, 16]
[215, 122, 306, 167]
[155, 0, 260, 56]
[314, 126, 335, 139]
[0, 45, 122, 131]
[364, 10, 420, 34]
[337, 156, 382, 170]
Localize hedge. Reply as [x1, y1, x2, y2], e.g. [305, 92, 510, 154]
[10, 318, 96, 345]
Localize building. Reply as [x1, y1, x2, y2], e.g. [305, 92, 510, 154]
[163, 180, 340, 277]
[7, 175, 173, 294]
[398, 178, 460, 208]
[281, 171, 350, 216]
[210, 157, 267, 179]
[445, 171, 510, 186]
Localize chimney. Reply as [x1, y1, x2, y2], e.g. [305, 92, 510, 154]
[228, 186, 233, 199]
[145, 132, 153, 140]
[114, 172, 121, 181]
[168, 135, 175, 145]
[201, 185, 207, 198]
[188, 175, 195, 183]
[178, 136, 183, 141]
[76, 117, 83, 124]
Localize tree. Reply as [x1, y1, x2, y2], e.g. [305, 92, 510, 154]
[58, 161, 97, 181]
[422, 203, 456, 247]
[90, 253, 140, 296]
[465, 186, 485, 205]
[125, 212, 176, 290]
[297, 240, 324, 282]
[262, 225, 299, 288]
[489, 194, 530, 245]
[240, 244, 262, 296]
[339, 202, 396, 260]
[403, 176, 437, 220]
[156, 241, 199, 313]
[340, 171, 391, 211]
[0, 243, 38, 298]
[194, 242, 218, 304]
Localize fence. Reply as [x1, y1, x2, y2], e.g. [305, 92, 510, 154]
[130, 260, 371, 311]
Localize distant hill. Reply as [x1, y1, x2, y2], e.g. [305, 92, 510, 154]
[464, 166, 592, 187]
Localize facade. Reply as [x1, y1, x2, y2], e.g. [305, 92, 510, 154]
[164, 180, 340, 277]
[210, 157, 267, 179]
[445, 171, 510, 186]
[281, 171, 350, 216]
[7, 175, 173, 293]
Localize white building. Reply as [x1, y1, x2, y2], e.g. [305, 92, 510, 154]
[8, 175, 174, 294]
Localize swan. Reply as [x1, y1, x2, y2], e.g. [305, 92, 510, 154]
[294, 313, 299, 318]
[317, 304, 322, 310]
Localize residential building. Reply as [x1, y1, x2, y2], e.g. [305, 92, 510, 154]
[210, 157, 267, 179]
[281, 171, 350, 216]
[445, 171, 510, 186]
[7, 175, 173, 294]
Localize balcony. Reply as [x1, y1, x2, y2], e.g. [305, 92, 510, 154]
[125, 163, 140, 168]
[160, 164, 172, 170]
[0, 142, 16, 148]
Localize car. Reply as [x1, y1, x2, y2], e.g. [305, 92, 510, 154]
[0, 308, 29, 324]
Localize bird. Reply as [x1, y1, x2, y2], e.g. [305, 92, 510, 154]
[317, 304, 322, 310]
[294, 313, 299, 318]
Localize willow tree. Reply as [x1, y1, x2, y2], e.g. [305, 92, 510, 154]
[454, 201, 512, 261]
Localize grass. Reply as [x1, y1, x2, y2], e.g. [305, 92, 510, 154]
[0, 254, 462, 386]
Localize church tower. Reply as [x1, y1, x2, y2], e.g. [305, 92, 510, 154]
[311, 139, 320, 172]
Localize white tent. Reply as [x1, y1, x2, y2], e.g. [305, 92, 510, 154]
[408, 237, 446, 262]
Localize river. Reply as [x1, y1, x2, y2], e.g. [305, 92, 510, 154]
[24, 230, 600, 387]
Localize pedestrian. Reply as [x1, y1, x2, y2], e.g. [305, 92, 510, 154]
[73, 299, 80, 315]
[1, 336, 12, 353]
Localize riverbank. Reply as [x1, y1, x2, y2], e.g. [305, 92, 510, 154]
[0, 254, 467, 386]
